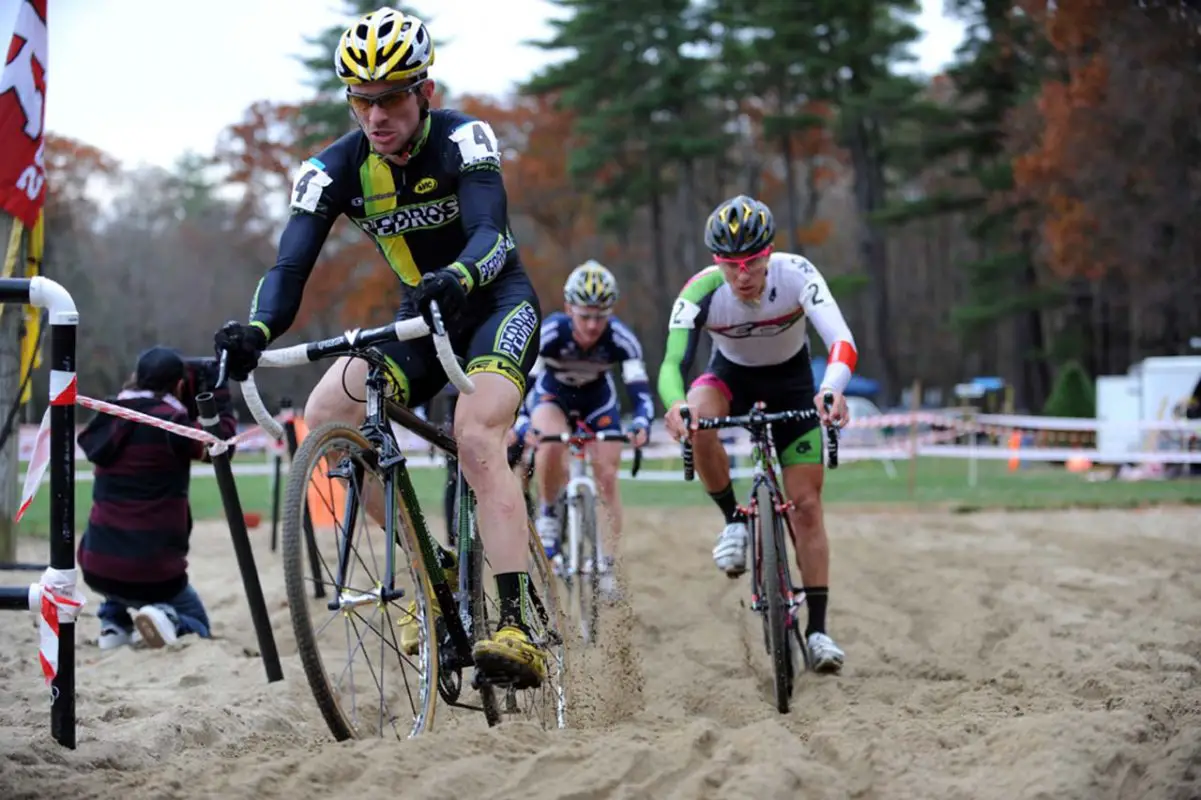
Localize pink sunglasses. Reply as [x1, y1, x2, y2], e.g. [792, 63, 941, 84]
[713, 245, 773, 272]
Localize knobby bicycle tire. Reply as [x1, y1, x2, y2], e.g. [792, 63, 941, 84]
[282, 422, 439, 740]
[569, 483, 601, 644]
[455, 469, 502, 726]
[756, 481, 793, 714]
[464, 482, 570, 729]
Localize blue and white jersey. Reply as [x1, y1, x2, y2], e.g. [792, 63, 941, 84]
[521, 311, 655, 427]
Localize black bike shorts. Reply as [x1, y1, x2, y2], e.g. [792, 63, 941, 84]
[691, 346, 821, 467]
[380, 268, 542, 408]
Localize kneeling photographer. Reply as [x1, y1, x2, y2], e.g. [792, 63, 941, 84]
[77, 346, 237, 650]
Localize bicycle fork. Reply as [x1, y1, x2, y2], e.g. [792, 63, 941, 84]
[748, 478, 806, 622]
[563, 457, 601, 580]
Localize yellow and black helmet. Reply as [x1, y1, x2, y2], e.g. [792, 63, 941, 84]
[704, 194, 776, 256]
[564, 260, 619, 309]
[334, 8, 435, 86]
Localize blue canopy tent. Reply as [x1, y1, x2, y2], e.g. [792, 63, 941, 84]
[810, 358, 881, 398]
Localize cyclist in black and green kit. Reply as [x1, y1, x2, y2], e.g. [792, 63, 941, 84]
[213, 7, 546, 689]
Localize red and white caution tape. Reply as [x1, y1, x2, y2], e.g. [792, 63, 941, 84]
[17, 370, 77, 522]
[16, 390, 288, 522]
[28, 567, 86, 686]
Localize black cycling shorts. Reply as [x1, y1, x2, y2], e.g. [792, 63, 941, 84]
[691, 346, 821, 467]
[381, 268, 542, 408]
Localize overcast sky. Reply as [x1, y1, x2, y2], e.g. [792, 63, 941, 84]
[3, 0, 967, 170]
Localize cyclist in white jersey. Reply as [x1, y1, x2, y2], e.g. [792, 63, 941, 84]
[658, 194, 858, 673]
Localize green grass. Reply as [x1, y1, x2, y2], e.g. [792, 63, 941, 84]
[13, 455, 1201, 539]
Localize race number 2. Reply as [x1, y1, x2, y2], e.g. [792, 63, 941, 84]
[451, 121, 501, 168]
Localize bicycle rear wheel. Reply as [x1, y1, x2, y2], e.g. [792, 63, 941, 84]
[568, 484, 601, 644]
[755, 481, 794, 713]
[282, 422, 438, 740]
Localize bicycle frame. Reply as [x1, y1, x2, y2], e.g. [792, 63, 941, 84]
[679, 397, 841, 667]
[223, 308, 486, 675]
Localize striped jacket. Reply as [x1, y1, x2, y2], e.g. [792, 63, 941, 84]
[77, 388, 236, 600]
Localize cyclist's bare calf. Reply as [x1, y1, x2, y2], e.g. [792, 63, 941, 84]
[304, 356, 395, 526]
[683, 385, 733, 492]
[780, 464, 830, 588]
[454, 373, 529, 574]
[589, 439, 624, 544]
[530, 402, 570, 510]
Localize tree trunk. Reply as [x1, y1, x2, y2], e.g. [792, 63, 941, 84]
[0, 215, 24, 562]
[780, 134, 799, 253]
[846, 114, 900, 402]
[677, 158, 698, 282]
[648, 183, 672, 323]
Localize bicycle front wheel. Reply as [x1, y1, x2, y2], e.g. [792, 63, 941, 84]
[282, 422, 438, 741]
[756, 480, 794, 714]
[568, 484, 601, 645]
[468, 494, 570, 730]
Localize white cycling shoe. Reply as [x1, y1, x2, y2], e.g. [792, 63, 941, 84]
[806, 631, 845, 674]
[712, 520, 749, 577]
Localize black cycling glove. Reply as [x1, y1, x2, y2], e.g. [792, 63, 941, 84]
[213, 321, 267, 383]
[409, 267, 469, 321]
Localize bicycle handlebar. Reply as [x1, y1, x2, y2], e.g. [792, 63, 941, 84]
[222, 301, 473, 441]
[679, 393, 841, 480]
[508, 429, 645, 477]
[535, 430, 645, 477]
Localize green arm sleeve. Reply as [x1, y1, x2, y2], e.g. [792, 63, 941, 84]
[656, 268, 720, 408]
[657, 325, 699, 408]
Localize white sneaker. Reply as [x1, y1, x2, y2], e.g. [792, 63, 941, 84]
[536, 515, 561, 558]
[713, 521, 749, 577]
[807, 632, 845, 673]
[132, 605, 179, 649]
[98, 624, 131, 650]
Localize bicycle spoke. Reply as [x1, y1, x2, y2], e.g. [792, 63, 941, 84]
[282, 425, 437, 741]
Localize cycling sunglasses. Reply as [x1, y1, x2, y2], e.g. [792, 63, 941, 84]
[568, 305, 612, 322]
[346, 80, 427, 114]
[713, 245, 773, 273]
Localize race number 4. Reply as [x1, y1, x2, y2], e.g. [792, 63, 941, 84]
[451, 121, 501, 168]
[290, 160, 333, 213]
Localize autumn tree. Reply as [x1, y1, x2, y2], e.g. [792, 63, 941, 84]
[525, 0, 729, 315]
[1011, 0, 1201, 373]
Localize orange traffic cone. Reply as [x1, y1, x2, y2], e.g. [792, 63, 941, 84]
[294, 416, 345, 527]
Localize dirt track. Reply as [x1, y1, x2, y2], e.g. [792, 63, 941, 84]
[1, 506, 1199, 799]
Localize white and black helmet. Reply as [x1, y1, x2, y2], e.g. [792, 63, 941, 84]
[564, 260, 618, 309]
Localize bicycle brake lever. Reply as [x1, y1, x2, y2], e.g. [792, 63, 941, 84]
[215, 348, 229, 389]
[679, 406, 695, 482]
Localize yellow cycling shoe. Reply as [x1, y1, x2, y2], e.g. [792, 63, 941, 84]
[399, 550, 458, 656]
[472, 625, 548, 689]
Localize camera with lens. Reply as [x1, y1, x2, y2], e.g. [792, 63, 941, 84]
[181, 357, 221, 419]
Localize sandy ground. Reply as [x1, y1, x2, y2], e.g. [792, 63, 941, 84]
[1, 506, 1199, 800]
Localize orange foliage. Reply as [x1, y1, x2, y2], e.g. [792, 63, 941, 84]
[1012, 0, 1112, 279]
[43, 133, 119, 207]
[457, 92, 598, 299]
[795, 220, 832, 248]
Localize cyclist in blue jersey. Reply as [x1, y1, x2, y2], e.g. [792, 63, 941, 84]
[213, 8, 546, 688]
[513, 262, 653, 594]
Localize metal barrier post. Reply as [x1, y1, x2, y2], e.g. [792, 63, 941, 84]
[0, 276, 80, 749]
[196, 392, 283, 683]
